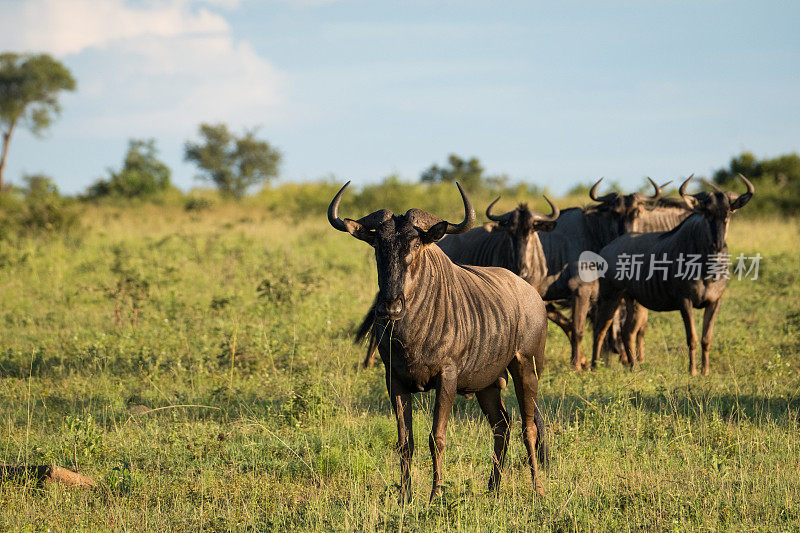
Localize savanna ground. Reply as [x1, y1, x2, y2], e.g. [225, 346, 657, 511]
[1, 190, 799, 531]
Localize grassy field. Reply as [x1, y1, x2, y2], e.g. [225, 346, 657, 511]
[1, 199, 799, 531]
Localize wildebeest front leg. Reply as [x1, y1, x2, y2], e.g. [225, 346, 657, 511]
[387, 376, 414, 501]
[591, 288, 621, 370]
[508, 357, 545, 497]
[570, 284, 594, 370]
[476, 385, 510, 492]
[701, 299, 721, 376]
[622, 300, 648, 369]
[679, 298, 698, 376]
[429, 371, 457, 501]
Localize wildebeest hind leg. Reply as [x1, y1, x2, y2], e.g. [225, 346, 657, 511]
[636, 311, 648, 363]
[622, 300, 648, 369]
[476, 385, 510, 492]
[679, 298, 698, 376]
[700, 299, 721, 376]
[509, 357, 545, 497]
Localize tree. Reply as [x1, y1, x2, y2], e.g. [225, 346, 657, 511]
[0, 53, 76, 191]
[420, 154, 485, 189]
[712, 151, 800, 215]
[184, 123, 281, 199]
[88, 139, 172, 198]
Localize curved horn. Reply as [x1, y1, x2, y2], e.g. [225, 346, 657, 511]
[328, 181, 353, 232]
[446, 182, 475, 234]
[646, 177, 660, 199]
[678, 174, 695, 197]
[486, 197, 513, 224]
[328, 181, 392, 237]
[532, 195, 560, 222]
[646, 177, 671, 200]
[589, 177, 604, 201]
[406, 183, 475, 234]
[678, 174, 699, 209]
[738, 173, 755, 196]
[730, 173, 755, 210]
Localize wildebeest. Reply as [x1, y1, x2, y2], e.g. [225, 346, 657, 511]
[329, 182, 549, 500]
[529, 177, 669, 370]
[358, 178, 669, 370]
[438, 195, 560, 294]
[358, 196, 559, 368]
[610, 184, 693, 366]
[590, 174, 754, 375]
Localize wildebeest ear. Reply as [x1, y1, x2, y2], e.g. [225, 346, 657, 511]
[534, 220, 557, 233]
[419, 220, 449, 244]
[344, 219, 376, 246]
[683, 195, 700, 210]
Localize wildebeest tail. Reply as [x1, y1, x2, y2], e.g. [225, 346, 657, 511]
[354, 306, 375, 344]
[354, 300, 380, 368]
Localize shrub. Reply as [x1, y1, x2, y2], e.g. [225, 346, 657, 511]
[0, 174, 80, 237]
[87, 139, 172, 199]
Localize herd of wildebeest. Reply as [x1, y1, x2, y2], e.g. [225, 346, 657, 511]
[326, 173, 754, 501]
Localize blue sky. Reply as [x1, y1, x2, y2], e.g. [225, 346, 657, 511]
[1, 0, 798, 195]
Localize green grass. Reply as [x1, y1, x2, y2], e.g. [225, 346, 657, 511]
[1, 204, 799, 531]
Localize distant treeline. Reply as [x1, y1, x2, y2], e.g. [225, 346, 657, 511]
[1, 150, 798, 240]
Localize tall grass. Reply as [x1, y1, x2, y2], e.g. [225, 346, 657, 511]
[0, 199, 798, 530]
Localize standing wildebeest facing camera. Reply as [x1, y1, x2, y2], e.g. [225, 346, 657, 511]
[591, 174, 754, 375]
[359, 196, 559, 369]
[328, 182, 550, 501]
[608, 181, 693, 367]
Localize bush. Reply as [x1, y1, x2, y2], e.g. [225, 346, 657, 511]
[87, 139, 172, 199]
[0, 174, 80, 237]
[713, 151, 800, 216]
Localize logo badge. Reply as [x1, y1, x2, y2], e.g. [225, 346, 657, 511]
[578, 251, 608, 282]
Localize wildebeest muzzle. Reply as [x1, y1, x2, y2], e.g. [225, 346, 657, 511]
[376, 296, 406, 320]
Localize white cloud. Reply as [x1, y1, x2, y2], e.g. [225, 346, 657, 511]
[0, 0, 285, 134]
[0, 0, 230, 56]
[78, 33, 284, 135]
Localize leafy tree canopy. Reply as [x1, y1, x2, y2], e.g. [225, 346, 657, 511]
[184, 123, 281, 199]
[421, 154, 485, 190]
[713, 151, 800, 188]
[0, 53, 76, 189]
[88, 139, 172, 198]
[712, 151, 800, 215]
